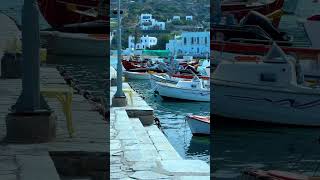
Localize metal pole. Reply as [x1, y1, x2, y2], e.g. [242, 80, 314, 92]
[213, 0, 222, 24]
[114, 0, 125, 97]
[16, 0, 41, 112]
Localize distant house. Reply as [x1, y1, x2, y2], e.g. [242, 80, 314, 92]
[110, 31, 115, 45]
[139, 14, 166, 30]
[173, 16, 181, 21]
[186, 16, 193, 21]
[165, 31, 210, 56]
[128, 35, 158, 50]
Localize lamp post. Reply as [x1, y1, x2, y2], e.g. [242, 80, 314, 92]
[213, 0, 222, 24]
[112, 0, 127, 107]
[6, 0, 55, 143]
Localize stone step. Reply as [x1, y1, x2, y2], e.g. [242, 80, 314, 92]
[145, 125, 182, 161]
[112, 109, 147, 163]
[18, 154, 61, 180]
[130, 118, 160, 161]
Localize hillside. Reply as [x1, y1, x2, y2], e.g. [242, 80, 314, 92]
[110, 0, 210, 49]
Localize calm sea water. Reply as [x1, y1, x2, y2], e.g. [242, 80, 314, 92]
[111, 57, 210, 163]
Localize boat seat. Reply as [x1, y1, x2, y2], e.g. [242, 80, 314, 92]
[41, 86, 74, 137]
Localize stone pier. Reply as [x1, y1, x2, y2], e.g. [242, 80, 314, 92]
[110, 77, 210, 179]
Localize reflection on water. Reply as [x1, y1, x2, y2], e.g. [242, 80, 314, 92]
[213, 121, 320, 179]
[47, 55, 108, 99]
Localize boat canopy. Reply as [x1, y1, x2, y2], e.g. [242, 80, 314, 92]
[142, 50, 170, 57]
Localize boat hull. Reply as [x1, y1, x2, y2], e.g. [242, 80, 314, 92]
[212, 83, 320, 126]
[156, 82, 210, 102]
[211, 41, 320, 60]
[124, 71, 150, 80]
[221, 0, 284, 25]
[37, 0, 106, 28]
[186, 117, 210, 135]
[149, 74, 178, 88]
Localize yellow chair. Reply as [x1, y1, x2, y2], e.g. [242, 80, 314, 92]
[123, 88, 134, 106]
[41, 86, 74, 137]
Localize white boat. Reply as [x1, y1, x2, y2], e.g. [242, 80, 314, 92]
[186, 115, 210, 135]
[124, 71, 150, 80]
[150, 73, 179, 88]
[212, 43, 320, 126]
[41, 31, 108, 56]
[155, 77, 210, 102]
[150, 73, 210, 89]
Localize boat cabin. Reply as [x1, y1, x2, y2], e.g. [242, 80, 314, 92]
[213, 44, 302, 88]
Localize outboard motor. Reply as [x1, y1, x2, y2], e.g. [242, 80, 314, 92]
[240, 11, 290, 42]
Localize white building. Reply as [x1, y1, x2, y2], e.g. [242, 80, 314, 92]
[110, 31, 115, 45]
[173, 16, 181, 21]
[128, 35, 158, 50]
[139, 14, 166, 30]
[186, 16, 193, 21]
[165, 32, 210, 56]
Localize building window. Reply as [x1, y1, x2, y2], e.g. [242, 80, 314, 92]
[197, 37, 199, 44]
[191, 37, 194, 44]
[197, 48, 199, 53]
[184, 37, 187, 45]
[205, 37, 207, 44]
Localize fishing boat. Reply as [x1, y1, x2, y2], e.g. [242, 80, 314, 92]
[40, 31, 108, 56]
[123, 71, 150, 80]
[221, 0, 284, 24]
[212, 10, 320, 60]
[150, 73, 210, 88]
[37, 0, 108, 28]
[150, 74, 178, 88]
[212, 43, 320, 126]
[186, 115, 210, 135]
[155, 77, 210, 102]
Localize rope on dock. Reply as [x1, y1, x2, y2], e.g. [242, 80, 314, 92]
[56, 66, 108, 121]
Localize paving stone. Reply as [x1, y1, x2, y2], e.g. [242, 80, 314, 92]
[131, 162, 158, 171]
[124, 150, 143, 162]
[110, 172, 128, 179]
[130, 171, 169, 179]
[0, 158, 17, 171]
[0, 174, 17, 180]
[110, 140, 121, 150]
[159, 150, 181, 160]
[160, 160, 210, 175]
[179, 176, 210, 180]
[115, 131, 137, 140]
